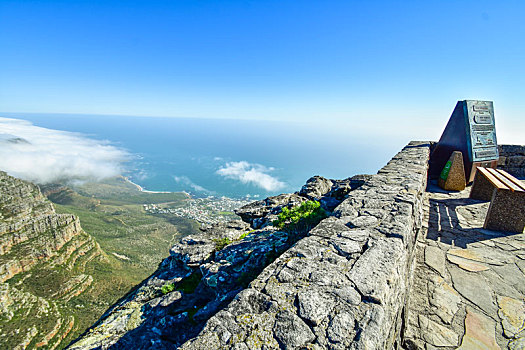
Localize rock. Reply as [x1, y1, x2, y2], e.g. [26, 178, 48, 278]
[347, 215, 378, 228]
[234, 199, 268, 221]
[419, 314, 459, 347]
[273, 310, 315, 348]
[329, 175, 371, 200]
[319, 196, 341, 211]
[457, 308, 501, 350]
[235, 193, 307, 227]
[425, 245, 446, 276]
[451, 246, 513, 266]
[299, 176, 333, 200]
[497, 296, 525, 338]
[333, 286, 361, 305]
[160, 291, 182, 307]
[330, 237, 362, 256]
[170, 220, 251, 268]
[297, 289, 334, 326]
[170, 236, 216, 267]
[327, 312, 355, 344]
[347, 237, 404, 304]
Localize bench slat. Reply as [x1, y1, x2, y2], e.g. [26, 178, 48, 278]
[477, 167, 508, 190]
[486, 168, 522, 192]
[496, 169, 525, 192]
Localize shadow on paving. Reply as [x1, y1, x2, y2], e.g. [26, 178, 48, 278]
[425, 182, 520, 248]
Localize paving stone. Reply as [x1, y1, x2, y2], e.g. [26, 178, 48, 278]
[446, 253, 489, 272]
[448, 248, 484, 261]
[425, 245, 446, 276]
[419, 314, 459, 347]
[449, 266, 496, 314]
[492, 263, 525, 295]
[497, 296, 525, 338]
[509, 337, 525, 350]
[455, 246, 512, 266]
[482, 269, 523, 300]
[457, 308, 501, 350]
[508, 240, 525, 250]
[495, 242, 519, 251]
[516, 259, 525, 275]
[428, 277, 461, 324]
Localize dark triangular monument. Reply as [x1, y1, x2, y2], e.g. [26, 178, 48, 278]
[430, 100, 499, 183]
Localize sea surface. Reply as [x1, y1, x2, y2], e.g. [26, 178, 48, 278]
[1, 113, 408, 198]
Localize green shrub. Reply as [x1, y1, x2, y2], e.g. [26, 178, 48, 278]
[236, 269, 259, 288]
[161, 282, 175, 295]
[213, 237, 232, 251]
[272, 200, 327, 232]
[176, 270, 203, 294]
[238, 232, 248, 240]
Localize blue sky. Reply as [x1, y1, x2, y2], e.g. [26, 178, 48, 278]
[1, 0, 524, 143]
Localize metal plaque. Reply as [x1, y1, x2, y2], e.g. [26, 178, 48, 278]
[465, 100, 498, 162]
[429, 100, 499, 182]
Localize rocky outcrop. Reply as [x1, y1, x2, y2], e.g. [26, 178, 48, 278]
[498, 144, 525, 178]
[0, 171, 102, 349]
[68, 174, 360, 349]
[181, 141, 430, 349]
[69, 142, 430, 349]
[235, 174, 370, 229]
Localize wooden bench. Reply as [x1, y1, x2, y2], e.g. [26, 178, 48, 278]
[470, 167, 525, 233]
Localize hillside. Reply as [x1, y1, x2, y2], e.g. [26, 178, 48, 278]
[0, 173, 199, 349]
[0, 171, 103, 348]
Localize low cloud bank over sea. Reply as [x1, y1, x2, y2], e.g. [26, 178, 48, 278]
[0, 117, 129, 184]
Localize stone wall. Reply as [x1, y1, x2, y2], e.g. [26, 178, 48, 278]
[181, 141, 431, 349]
[498, 144, 525, 178]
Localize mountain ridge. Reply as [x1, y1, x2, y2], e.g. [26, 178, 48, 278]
[0, 170, 103, 349]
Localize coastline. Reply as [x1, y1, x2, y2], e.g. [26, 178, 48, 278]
[122, 176, 175, 194]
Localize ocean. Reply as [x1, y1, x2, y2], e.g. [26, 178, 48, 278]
[0, 113, 407, 198]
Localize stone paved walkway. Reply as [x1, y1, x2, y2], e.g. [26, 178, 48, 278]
[405, 181, 525, 350]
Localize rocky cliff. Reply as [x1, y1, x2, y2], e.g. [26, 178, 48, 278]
[68, 141, 431, 349]
[0, 171, 103, 349]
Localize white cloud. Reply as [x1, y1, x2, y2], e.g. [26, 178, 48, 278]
[216, 161, 285, 192]
[173, 175, 213, 194]
[0, 117, 128, 184]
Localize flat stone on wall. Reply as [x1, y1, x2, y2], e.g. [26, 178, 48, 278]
[181, 141, 431, 349]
